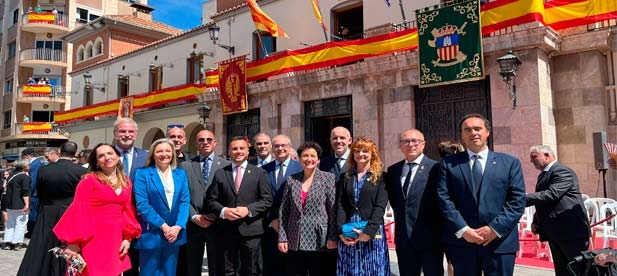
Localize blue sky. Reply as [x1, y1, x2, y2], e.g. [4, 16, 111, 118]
[149, 0, 204, 30]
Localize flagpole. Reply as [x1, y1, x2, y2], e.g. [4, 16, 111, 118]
[399, 0, 407, 22]
[321, 25, 328, 42]
[255, 31, 269, 58]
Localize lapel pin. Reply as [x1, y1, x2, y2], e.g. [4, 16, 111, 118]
[420, 165, 425, 171]
[247, 169, 251, 174]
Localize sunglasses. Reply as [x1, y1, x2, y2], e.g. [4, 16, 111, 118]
[198, 137, 215, 143]
[167, 124, 184, 130]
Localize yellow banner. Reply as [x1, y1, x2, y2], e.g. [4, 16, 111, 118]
[27, 13, 55, 23]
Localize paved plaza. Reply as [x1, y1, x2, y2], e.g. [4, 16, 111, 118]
[1, 231, 552, 276]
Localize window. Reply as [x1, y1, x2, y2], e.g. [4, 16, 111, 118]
[76, 8, 99, 24]
[253, 31, 276, 61]
[32, 111, 54, 122]
[35, 40, 63, 51]
[77, 45, 85, 62]
[85, 41, 93, 59]
[7, 42, 16, 59]
[187, 53, 204, 84]
[118, 76, 129, 98]
[4, 79, 14, 95]
[3, 111, 11, 129]
[149, 66, 163, 92]
[94, 37, 103, 56]
[12, 9, 19, 25]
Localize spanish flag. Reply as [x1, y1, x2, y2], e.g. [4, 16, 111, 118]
[311, 0, 328, 31]
[246, 0, 288, 38]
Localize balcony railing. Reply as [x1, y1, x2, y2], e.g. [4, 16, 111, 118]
[22, 12, 67, 27]
[20, 48, 67, 63]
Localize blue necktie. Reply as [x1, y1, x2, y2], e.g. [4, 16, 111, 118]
[122, 151, 130, 175]
[202, 158, 211, 184]
[402, 163, 415, 197]
[472, 155, 483, 194]
[276, 163, 285, 188]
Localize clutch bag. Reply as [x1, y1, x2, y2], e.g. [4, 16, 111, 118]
[341, 221, 368, 238]
[49, 247, 87, 275]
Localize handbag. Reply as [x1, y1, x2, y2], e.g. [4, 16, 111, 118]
[341, 221, 368, 238]
[49, 247, 87, 275]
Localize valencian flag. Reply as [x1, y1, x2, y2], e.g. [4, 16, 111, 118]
[311, 0, 328, 30]
[416, 0, 484, 87]
[218, 56, 248, 115]
[246, 0, 288, 38]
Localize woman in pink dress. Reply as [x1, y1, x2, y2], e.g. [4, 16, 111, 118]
[54, 143, 141, 275]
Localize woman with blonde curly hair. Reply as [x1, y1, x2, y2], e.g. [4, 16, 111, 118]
[335, 137, 390, 276]
[53, 143, 141, 276]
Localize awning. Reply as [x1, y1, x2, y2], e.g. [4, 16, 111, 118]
[2, 153, 20, 161]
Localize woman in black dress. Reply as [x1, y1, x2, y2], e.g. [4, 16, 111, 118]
[17, 142, 87, 276]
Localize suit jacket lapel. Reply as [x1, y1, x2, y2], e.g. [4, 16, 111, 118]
[225, 167, 237, 196]
[190, 161, 206, 188]
[409, 160, 428, 199]
[171, 169, 183, 209]
[150, 167, 169, 209]
[478, 152, 497, 201]
[291, 175, 303, 211]
[457, 154, 475, 201]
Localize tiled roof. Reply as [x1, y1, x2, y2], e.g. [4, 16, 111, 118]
[211, 2, 248, 18]
[105, 15, 183, 35]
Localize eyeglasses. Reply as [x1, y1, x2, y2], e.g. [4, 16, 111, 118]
[273, 144, 289, 149]
[198, 137, 215, 143]
[167, 124, 184, 130]
[399, 139, 424, 146]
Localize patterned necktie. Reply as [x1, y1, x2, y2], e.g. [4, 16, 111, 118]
[235, 165, 243, 192]
[402, 163, 415, 197]
[472, 155, 483, 193]
[276, 163, 285, 187]
[202, 157, 210, 184]
[122, 151, 130, 175]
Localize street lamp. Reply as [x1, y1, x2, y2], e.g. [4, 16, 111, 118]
[497, 50, 522, 109]
[82, 71, 106, 93]
[208, 24, 235, 56]
[83, 71, 92, 89]
[197, 103, 214, 131]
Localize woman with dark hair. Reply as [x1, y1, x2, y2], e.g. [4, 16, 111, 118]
[1, 169, 11, 231]
[2, 160, 30, 250]
[278, 142, 338, 276]
[437, 140, 464, 159]
[133, 138, 190, 275]
[53, 143, 141, 276]
[335, 137, 390, 276]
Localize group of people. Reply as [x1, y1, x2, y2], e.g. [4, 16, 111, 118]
[0, 112, 598, 276]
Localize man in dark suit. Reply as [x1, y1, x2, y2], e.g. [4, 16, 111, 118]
[437, 113, 526, 276]
[167, 124, 193, 163]
[526, 145, 590, 276]
[319, 126, 352, 181]
[21, 148, 43, 239]
[205, 136, 273, 276]
[261, 134, 302, 276]
[249, 133, 273, 167]
[113, 118, 147, 276]
[386, 129, 443, 276]
[181, 129, 231, 276]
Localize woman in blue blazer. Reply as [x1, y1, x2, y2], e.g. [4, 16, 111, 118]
[133, 138, 190, 275]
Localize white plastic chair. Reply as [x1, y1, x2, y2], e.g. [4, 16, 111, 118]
[600, 202, 617, 248]
[581, 194, 590, 201]
[517, 206, 553, 261]
[585, 199, 600, 248]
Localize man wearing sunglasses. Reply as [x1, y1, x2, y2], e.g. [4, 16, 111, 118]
[167, 124, 193, 163]
[180, 130, 230, 276]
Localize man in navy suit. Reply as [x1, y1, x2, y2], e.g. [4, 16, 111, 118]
[21, 148, 43, 239]
[386, 129, 443, 276]
[113, 118, 147, 276]
[437, 113, 525, 276]
[319, 126, 352, 181]
[261, 134, 302, 276]
[205, 136, 273, 276]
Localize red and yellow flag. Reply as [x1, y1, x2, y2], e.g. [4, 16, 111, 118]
[311, 0, 328, 31]
[22, 122, 52, 133]
[246, 0, 288, 38]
